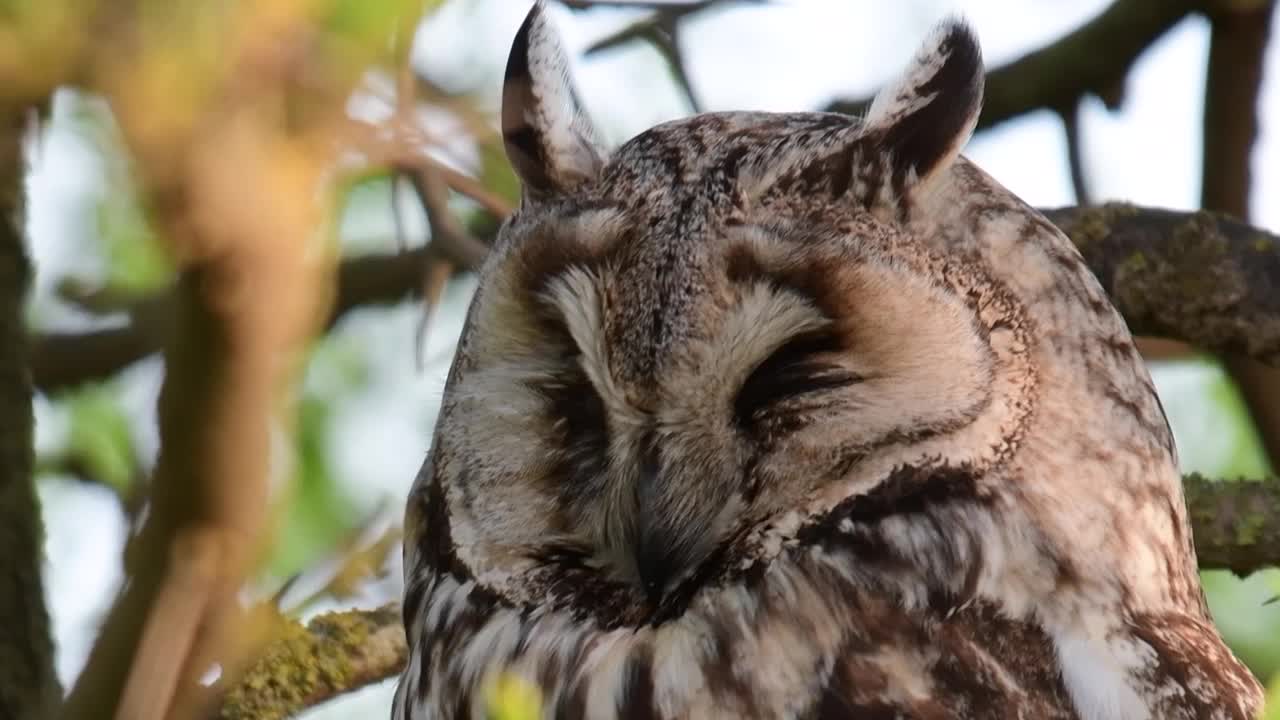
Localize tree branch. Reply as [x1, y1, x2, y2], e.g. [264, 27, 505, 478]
[1060, 99, 1092, 205]
[1184, 474, 1280, 577]
[1043, 204, 1280, 364]
[32, 245, 441, 394]
[824, 0, 1205, 131]
[216, 606, 406, 720]
[581, 1, 745, 113]
[0, 104, 60, 720]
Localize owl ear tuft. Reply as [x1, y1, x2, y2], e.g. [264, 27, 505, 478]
[863, 16, 984, 190]
[502, 2, 606, 200]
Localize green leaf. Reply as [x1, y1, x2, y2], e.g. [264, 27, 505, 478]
[266, 393, 356, 579]
[64, 386, 136, 493]
[319, 0, 445, 64]
[96, 173, 175, 294]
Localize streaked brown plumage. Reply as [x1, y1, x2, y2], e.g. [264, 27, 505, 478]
[392, 4, 1263, 718]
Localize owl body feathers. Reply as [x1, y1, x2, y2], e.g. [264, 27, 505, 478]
[393, 5, 1263, 718]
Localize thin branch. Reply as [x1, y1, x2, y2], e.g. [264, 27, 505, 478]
[1059, 99, 1092, 205]
[31, 244, 444, 394]
[582, 1, 756, 114]
[824, 0, 1206, 131]
[430, 159, 513, 219]
[402, 165, 490, 272]
[651, 21, 703, 114]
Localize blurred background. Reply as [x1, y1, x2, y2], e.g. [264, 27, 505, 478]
[12, 0, 1280, 717]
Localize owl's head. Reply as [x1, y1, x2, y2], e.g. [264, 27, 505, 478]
[413, 3, 1176, 625]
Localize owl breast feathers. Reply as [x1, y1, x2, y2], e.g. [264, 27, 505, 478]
[392, 4, 1264, 719]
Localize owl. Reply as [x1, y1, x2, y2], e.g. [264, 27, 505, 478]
[392, 3, 1265, 718]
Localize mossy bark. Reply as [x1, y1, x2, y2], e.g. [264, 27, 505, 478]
[0, 110, 60, 718]
[217, 605, 406, 720]
[1044, 203, 1280, 364]
[1184, 473, 1280, 576]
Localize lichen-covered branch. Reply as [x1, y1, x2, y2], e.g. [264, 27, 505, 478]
[1184, 474, 1280, 577]
[825, 0, 1205, 131]
[217, 606, 407, 720]
[1043, 204, 1280, 364]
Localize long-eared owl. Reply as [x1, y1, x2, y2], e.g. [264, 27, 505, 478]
[392, 3, 1264, 718]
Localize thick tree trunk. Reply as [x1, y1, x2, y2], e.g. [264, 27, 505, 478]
[0, 111, 60, 719]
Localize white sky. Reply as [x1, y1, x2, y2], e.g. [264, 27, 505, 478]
[21, 0, 1280, 714]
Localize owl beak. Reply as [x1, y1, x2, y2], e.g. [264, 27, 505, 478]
[629, 441, 731, 611]
[632, 443, 678, 605]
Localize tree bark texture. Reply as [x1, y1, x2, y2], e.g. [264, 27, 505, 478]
[0, 110, 60, 720]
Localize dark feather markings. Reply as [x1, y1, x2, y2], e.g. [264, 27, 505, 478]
[801, 463, 986, 537]
[540, 364, 610, 516]
[618, 643, 658, 720]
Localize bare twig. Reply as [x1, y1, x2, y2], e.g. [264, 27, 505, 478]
[403, 164, 490, 270]
[581, 1, 743, 113]
[646, 20, 703, 113]
[429, 160, 513, 219]
[117, 528, 225, 720]
[1201, 3, 1272, 219]
[825, 0, 1206, 132]
[1060, 99, 1092, 205]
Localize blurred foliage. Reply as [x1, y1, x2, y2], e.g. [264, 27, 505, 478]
[1267, 673, 1280, 720]
[62, 385, 136, 495]
[271, 393, 360, 579]
[97, 187, 173, 295]
[475, 139, 520, 207]
[484, 672, 543, 720]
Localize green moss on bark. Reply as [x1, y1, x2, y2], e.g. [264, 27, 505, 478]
[218, 605, 406, 720]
